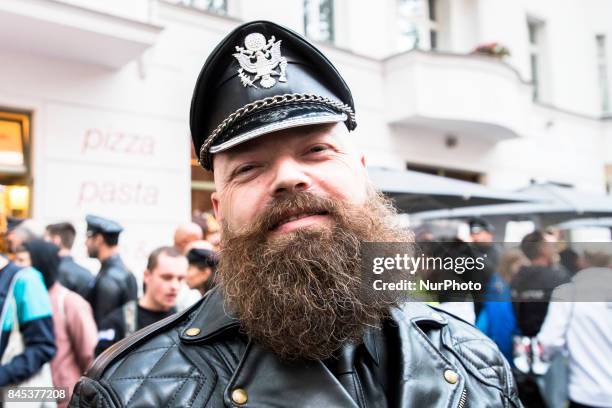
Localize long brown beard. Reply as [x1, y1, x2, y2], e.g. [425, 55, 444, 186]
[218, 190, 413, 361]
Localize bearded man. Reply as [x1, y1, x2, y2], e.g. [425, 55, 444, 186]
[71, 21, 521, 407]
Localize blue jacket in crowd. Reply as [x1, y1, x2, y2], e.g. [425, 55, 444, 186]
[0, 260, 56, 386]
[476, 272, 517, 363]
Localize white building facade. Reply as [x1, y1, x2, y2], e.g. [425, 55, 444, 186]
[0, 0, 610, 274]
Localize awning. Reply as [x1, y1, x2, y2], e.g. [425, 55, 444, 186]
[553, 218, 612, 230]
[367, 167, 535, 213]
[412, 182, 612, 225]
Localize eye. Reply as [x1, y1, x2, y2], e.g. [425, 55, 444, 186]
[235, 164, 256, 174]
[307, 144, 329, 154]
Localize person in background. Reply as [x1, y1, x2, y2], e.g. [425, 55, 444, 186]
[512, 230, 569, 337]
[85, 215, 137, 325]
[173, 230, 211, 310]
[559, 247, 582, 278]
[193, 211, 221, 251]
[96, 246, 187, 355]
[425, 238, 476, 323]
[511, 230, 570, 407]
[18, 240, 97, 407]
[173, 222, 203, 254]
[5, 218, 42, 255]
[185, 242, 218, 296]
[0, 253, 55, 386]
[538, 250, 612, 408]
[477, 248, 526, 362]
[45, 222, 94, 299]
[468, 218, 501, 318]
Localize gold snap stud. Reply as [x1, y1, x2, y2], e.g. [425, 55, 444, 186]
[444, 369, 459, 384]
[231, 388, 248, 405]
[185, 327, 201, 337]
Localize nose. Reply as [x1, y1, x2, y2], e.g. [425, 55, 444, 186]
[171, 278, 181, 292]
[269, 157, 312, 197]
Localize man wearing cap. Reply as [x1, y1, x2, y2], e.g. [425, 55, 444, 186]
[71, 22, 521, 407]
[467, 217, 501, 317]
[85, 215, 138, 325]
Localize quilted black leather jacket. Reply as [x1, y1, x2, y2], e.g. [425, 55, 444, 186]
[71, 289, 522, 407]
[88, 255, 138, 325]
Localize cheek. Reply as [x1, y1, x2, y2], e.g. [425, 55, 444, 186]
[222, 183, 267, 230]
[187, 271, 197, 284]
[315, 161, 368, 204]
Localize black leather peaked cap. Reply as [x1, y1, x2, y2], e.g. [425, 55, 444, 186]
[86, 214, 123, 236]
[190, 20, 357, 170]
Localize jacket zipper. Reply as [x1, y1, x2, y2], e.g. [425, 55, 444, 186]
[457, 388, 467, 408]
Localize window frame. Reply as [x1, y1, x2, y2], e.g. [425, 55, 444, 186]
[304, 0, 335, 44]
[596, 34, 610, 114]
[396, 0, 439, 53]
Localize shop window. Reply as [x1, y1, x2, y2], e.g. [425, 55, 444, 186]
[190, 145, 215, 215]
[0, 110, 32, 221]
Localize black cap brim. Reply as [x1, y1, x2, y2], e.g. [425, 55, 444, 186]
[209, 102, 346, 154]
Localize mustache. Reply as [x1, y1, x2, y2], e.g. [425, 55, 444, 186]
[240, 191, 343, 235]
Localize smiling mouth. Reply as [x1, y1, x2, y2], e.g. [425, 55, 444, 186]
[269, 211, 329, 231]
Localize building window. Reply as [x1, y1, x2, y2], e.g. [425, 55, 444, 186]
[406, 163, 483, 183]
[596, 35, 610, 114]
[397, 0, 439, 52]
[528, 20, 545, 101]
[0, 110, 32, 222]
[171, 0, 227, 15]
[304, 0, 334, 43]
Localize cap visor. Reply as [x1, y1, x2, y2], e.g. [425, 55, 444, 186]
[209, 103, 347, 154]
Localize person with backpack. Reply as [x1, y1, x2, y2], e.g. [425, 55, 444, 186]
[16, 240, 98, 407]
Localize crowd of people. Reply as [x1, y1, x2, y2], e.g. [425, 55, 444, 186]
[0, 213, 219, 406]
[417, 219, 612, 408]
[1, 210, 609, 407]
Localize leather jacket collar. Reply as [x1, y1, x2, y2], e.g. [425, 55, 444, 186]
[179, 288, 383, 363]
[179, 287, 449, 342]
[100, 254, 123, 269]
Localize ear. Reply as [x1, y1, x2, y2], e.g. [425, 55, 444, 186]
[211, 192, 223, 223]
[94, 234, 104, 247]
[360, 154, 366, 168]
[143, 269, 151, 285]
[203, 267, 212, 282]
[51, 236, 62, 247]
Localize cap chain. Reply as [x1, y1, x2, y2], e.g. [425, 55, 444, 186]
[198, 93, 356, 167]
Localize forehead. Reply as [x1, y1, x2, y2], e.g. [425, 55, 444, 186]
[155, 253, 187, 270]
